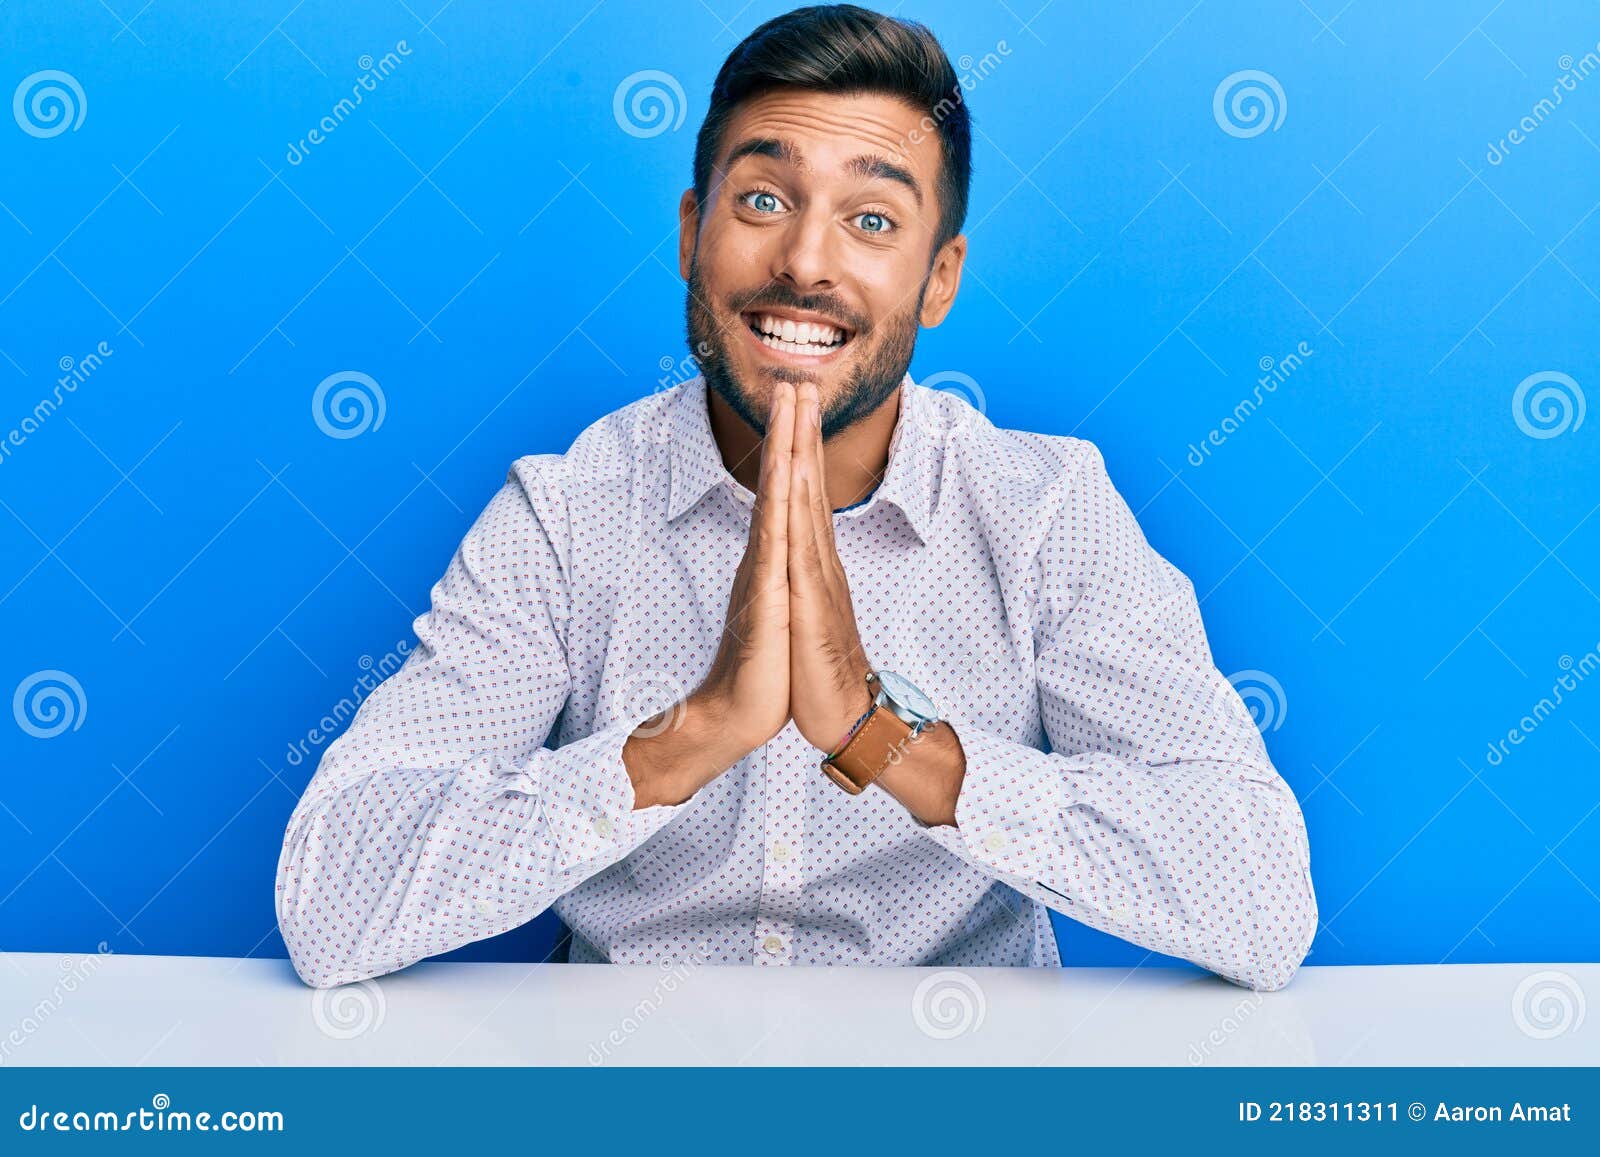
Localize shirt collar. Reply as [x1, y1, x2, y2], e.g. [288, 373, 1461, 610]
[665, 372, 937, 543]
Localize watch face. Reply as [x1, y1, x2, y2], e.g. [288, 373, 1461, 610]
[874, 669, 938, 722]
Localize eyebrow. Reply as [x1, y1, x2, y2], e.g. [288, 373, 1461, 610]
[722, 136, 924, 208]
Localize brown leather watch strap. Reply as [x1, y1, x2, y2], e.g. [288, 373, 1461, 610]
[820, 703, 915, 794]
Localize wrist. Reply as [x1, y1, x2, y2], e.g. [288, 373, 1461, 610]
[681, 689, 766, 767]
[828, 681, 878, 755]
[623, 692, 754, 809]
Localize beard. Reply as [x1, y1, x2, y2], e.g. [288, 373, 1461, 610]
[684, 255, 926, 440]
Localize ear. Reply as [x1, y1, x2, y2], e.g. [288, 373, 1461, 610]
[918, 233, 967, 328]
[678, 188, 701, 280]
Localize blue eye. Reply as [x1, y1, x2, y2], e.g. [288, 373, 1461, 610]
[744, 190, 783, 213]
[857, 212, 892, 234]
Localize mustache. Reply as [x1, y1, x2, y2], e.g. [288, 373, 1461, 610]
[727, 286, 868, 335]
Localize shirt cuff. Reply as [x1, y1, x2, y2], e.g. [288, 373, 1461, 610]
[914, 722, 1067, 893]
[487, 714, 687, 874]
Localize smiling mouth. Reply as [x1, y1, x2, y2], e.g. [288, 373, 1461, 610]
[741, 310, 853, 357]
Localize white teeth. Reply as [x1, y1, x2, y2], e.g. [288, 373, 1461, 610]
[751, 313, 842, 346]
[757, 331, 840, 355]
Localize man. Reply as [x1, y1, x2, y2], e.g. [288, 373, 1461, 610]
[276, 4, 1317, 991]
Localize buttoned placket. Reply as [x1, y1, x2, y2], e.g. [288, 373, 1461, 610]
[726, 483, 812, 965]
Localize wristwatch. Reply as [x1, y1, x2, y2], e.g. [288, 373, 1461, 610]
[820, 670, 941, 794]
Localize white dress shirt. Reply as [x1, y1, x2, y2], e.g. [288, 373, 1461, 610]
[275, 372, 1317, 990]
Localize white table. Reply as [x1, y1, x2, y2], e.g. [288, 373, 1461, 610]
[2, 952, 1594, 1066]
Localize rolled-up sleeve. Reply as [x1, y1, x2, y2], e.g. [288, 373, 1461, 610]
[274, 459, 687, 988]
[918, 442, 1318, 991]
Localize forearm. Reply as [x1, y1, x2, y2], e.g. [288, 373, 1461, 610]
[872, 719, 967, 827]
[622, 691, 763, 808]
[913, 730, 1317, 991]
[277, 724, 684, 988]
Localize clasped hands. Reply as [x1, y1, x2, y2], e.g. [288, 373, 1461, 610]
[624, 380, 966, 823]
[699, 379, 876, 758]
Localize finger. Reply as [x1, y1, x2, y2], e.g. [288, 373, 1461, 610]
[789, 385, 824, 590]
[799, 390, 847, 587]
[750, 382, 789, 528]
[756, 382, 796, 580]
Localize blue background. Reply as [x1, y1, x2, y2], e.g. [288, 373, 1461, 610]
[1, 0, 1596, 973]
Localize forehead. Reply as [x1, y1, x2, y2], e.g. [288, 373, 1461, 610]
[717, 88, 941, 183]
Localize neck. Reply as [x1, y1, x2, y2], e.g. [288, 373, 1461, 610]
[708, 382, 901, 511]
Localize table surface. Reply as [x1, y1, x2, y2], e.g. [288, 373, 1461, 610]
[2, 952, 1594, 1066]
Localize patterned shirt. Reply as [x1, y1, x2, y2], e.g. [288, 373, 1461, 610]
[275, 373, 1318, 991]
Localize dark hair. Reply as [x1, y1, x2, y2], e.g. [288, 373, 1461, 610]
[692, 4, 972, 253]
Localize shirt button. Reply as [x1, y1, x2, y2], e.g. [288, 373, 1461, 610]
[771, 841, 792, 863]
[762, 934, 785, 955]
[983, 831, 1006, 852]
[592, 816, 614, 839]
[474, 898, 494, 916]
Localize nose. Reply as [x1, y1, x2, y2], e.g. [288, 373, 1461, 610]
[769, 204, 839, 295]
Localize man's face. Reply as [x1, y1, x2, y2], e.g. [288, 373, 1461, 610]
[680, 88, 964, 438]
